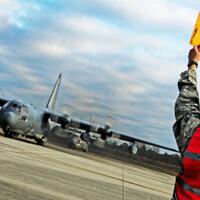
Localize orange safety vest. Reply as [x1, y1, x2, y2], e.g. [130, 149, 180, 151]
[175, 127, 200, 199]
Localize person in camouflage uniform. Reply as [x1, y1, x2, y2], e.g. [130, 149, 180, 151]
[172, 46, 200, 199]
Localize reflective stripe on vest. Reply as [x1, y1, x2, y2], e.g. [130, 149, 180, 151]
[184, 151, 200, 160]
[176, 176, 200, 196]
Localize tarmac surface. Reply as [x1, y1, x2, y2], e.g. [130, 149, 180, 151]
[0, 136, 175, 200]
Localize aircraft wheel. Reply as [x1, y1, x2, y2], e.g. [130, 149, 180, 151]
[68, 143, 73, 149]
[83, 148, 88, 152]
[4, 130, 13, 138]
[36, 138, 44, 145]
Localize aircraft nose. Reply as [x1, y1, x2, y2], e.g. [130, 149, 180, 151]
[4, 112, 16, 127]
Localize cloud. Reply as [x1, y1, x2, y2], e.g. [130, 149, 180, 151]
[32, 41, 71, 58]
[0, 0, 40, 29]
[0, 0, 21, 29]
[24, 15, 132, 56]
[92, 0, 198, 30]
[0, 0, 194, 149]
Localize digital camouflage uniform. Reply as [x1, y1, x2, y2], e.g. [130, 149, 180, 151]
[172, 69, 200, 199]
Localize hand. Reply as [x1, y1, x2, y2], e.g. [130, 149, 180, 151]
[188, 46, 200, 63]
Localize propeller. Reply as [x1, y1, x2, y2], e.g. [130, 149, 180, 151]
[97, 115, 117, 140]
[93, 137, 106, 148]
[105, 115, 117, 126]
[79, 113, 95, 143]
[80, 130, 91, 144]
[60, 104, 76, 116]
[75, 114, 115, 143]
[97, 123, 112, 140]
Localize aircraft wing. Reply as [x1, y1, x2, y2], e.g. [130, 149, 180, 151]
[110, 130, 179, 152]
[44, 111, 98, 132]
[94, 126, 179, 153]
[45, 111, 179, 153]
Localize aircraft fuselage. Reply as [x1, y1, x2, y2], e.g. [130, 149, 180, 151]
[0, 100, 50, 143]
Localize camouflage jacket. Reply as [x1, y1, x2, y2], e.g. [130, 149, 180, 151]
[173, 69, 200, 157]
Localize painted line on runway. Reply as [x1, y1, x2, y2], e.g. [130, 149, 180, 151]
[3, 148, 172, 196]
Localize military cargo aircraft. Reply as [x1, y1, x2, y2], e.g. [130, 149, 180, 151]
[0, 73, 179, 154]
[0, 74, 63, 144]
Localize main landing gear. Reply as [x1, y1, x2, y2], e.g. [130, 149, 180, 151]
[3, 129, 14, 138]
[35, 137, 46, 145]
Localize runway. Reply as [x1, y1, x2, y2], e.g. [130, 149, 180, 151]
[0, 136, 175, 200]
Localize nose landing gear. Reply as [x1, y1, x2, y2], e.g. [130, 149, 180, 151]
[3, 128, 14, 138]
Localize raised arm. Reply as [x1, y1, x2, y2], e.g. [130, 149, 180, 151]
[173, 47, 200, 155]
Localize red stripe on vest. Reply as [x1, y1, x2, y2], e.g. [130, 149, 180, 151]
[176, 127, 200, 199]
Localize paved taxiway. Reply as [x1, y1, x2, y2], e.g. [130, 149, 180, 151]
[0, 136, 175, 200]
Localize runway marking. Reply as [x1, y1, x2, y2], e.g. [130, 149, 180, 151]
[0, 141, 174, 186]
[2, 148, 172, 196]
[0, 136, 174, 197]
[46, 142, 175, 184]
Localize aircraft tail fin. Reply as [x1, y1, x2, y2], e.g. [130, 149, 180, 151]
[46, 73, 62, 111]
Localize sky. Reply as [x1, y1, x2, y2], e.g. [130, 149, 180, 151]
[0, 0, 199, 150]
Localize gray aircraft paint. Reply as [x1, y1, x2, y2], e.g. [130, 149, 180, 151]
[0, 74, 62, 144]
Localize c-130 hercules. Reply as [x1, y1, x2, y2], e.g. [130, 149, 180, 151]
[0, 73, 179, 153]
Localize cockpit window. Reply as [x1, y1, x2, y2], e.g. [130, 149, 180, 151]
[2, 101, 11, 110]
[5, 102, 24, 113]
[11, 103, 22, 111]
[3, 101, 28, 114]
